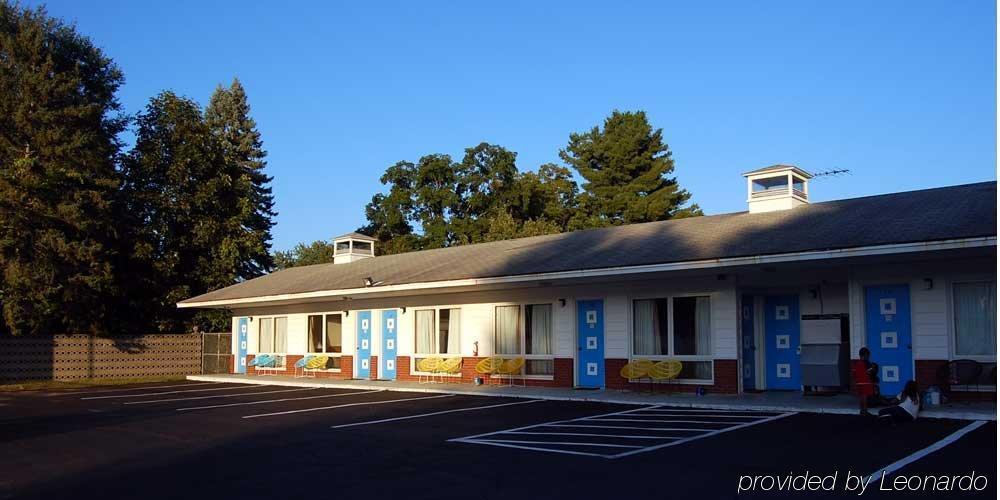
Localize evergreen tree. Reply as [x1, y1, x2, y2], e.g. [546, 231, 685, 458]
[0, 2, 125, 335]
[205, 79, 276, 279]
[560, 110, 700, 227]
[121, 92, 231, 332]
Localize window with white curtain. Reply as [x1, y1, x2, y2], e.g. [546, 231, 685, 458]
[414, 308, 461, 355]
[257, 316, 288, 367]
[305, 314, 343, 369]
[525, 304, 553, 375]
[953, 282, 997, 358]
[259, 318, 274, 353]
[631, 296, 713, 381]
[494, 304, 554, 376]
[495, 306, 521, 355]
[633, 298, 669, 355]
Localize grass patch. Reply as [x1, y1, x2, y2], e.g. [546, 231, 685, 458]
[0, 375, 189, 392]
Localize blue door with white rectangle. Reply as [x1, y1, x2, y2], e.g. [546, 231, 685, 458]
[740, 295, 756, 391]
[576, 300, 604, 388]
[381, 310, 397, 380]
[765, 295, 800, 390]
[356, 311, 372, 379]
[236, 317, 249, 374]
[865, 285, 912, 396]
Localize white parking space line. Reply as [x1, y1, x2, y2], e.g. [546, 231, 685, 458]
[123, 387, 317, 405]
[608, 412, 796, 459]
[331, 399, 543, 429]
[508, 431, 681, 440]
[176, 389, 383, 412]
[453, 405, 797, 459]
[81, 385, 254, 400]
[549, 424, 714, 432]
[865, 421, 987, 483]
[473, 439, 642, 449]
[242, 394, 455, 419]
[58, 383, 223, 396]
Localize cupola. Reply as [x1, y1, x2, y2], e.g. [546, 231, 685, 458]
[743, 165, 812, 213]
[332, 232, 377, 264]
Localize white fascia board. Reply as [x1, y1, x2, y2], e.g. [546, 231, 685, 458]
[177, 236, 996, 309]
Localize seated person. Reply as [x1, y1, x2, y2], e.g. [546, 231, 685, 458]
[853, 347, 879, 415]
[878, 380, 920, 425]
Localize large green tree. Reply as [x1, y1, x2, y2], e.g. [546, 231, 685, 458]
[205, 79, 276, 279]
[0, 2, 125, 335]
[121, 92, 238, 332]
[273, 240, 336, 269]
[561, 110, 700, 227]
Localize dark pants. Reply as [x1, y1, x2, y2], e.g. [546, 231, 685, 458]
[878, 405, 913, 424]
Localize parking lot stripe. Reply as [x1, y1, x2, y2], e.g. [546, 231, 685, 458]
[608, 412, 796, 459]
[123, 387, 317, 405]
[176, 389, 383, 412]
[622, 413, 775, 419]
[331, 399, 543, 429]
[449, 439, 609, 458]
[81, 385, 256, 400]
[473, 438, 643, 449]
[865, 420, 987, 482]
[60, 383, 223, 396]
[242, 394, 455, 419]
[549, 424, 713, 432]
[584, 418, 745, 425]
[507, 431, 682, 440]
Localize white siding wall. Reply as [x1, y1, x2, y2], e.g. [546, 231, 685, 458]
[604, 295, 629, 359]
[712, 287, 739, 359]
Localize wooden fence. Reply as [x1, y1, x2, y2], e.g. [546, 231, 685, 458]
[0, 334, 207, 382]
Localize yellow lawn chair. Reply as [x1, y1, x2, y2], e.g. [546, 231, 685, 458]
[416, 357, 442, 384]
[438, 357, 463, 383]
[303, 355, 329, 378]
[498, 357, 526, 387]
[474, 356, 504, 385]
[649, 360, 683, 393]
[620, 359, 655, 392]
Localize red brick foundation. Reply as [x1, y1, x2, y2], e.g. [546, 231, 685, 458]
[243, 354, 354, 379]
[916, 359, 996, 402]
[374, 356, 573, 387]
[604, 358, 739, 394]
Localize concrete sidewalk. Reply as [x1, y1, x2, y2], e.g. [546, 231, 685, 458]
[187, 373, 996, 421]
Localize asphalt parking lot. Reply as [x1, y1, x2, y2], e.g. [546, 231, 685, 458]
[0, 381, 994, 499]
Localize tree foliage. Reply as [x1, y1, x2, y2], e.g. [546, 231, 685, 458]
[560, 110, 701, 226]
[274, 240, 336, 270]
[0, 2, 125, 335]
[357, 111, 700, 254]
[1, 0, 277, 335]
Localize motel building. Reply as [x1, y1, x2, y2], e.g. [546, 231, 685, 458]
[179, 166, 997, 399]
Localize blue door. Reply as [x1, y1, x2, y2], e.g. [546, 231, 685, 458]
[765, 295, 800, 390]
[865, 285, 912, 396]
[236, 317, 249, 374]
[356, 311, 372, 379]
[381, 310, 397, 380]
[740, 295, 755, 391]
[576, 300, 605, 388]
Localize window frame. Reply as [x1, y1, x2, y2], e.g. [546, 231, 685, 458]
[492, 302, 556, 380]
[949, 279, 997, 364]
[304, 312, 345, 372]
[253, 315, 289, 368]
[411, 306, 463, 376]
[628, 292, 714, 384]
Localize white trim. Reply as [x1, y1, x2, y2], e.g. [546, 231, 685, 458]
[178, 237, 997, 308]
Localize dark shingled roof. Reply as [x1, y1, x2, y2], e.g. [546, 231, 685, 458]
[181, 181, 996, 304]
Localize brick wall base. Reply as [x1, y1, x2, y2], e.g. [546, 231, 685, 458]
[916, 359, 996, 402]
[605, 358, 739, 394]
[243, 354, 354, 379]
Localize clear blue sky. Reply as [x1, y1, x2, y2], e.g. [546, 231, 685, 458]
[30, 0, 997, 252]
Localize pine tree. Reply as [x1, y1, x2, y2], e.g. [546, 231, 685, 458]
[121, 92, 230, 332]
[205, 79, 276, 278]
[560, 110, 701, 227]
[0, 2, 125, 335]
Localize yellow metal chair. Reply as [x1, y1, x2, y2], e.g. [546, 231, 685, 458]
[498, 357, 526, 387]
[619, 359, 655, 391]
[303, 355, 329, 378]
[439, 357, 463, 383]
[649, 360, 683, 393]
[416, 357, 442, 384]
[474, 356, 504, 385]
